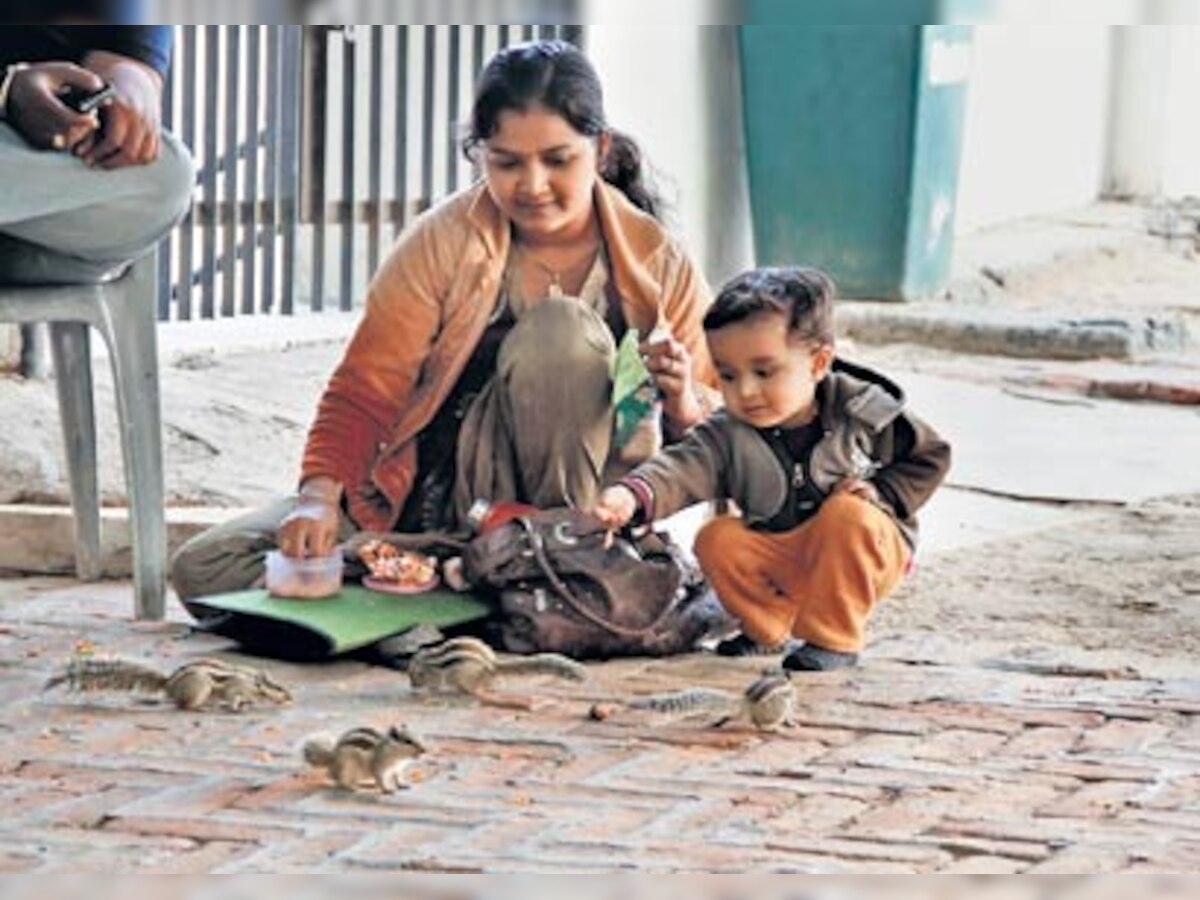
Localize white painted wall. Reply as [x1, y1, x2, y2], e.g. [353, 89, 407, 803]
[958, 21, 1200, 220]
[583, 17, 1200, 257]
[583, 24, 754, 287]
[1160, 26, 1200, 196]
[953, 25, 1116, 234]
[1106, 26, 1172, 197]
[970, 0, 1142, 22]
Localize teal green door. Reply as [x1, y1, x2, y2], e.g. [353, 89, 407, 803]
[739, 9, 974, 300]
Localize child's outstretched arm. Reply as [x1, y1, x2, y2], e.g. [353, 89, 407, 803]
[595, 417, 730, 529]
[590, 485, 640, 531]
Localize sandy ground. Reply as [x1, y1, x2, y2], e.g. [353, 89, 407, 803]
[871, 492, 1200, 678]
[3, 202, 1200, 684]
[950, 200, 1200, 319]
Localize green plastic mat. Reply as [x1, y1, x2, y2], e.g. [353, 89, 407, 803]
[186, 585, 492, 659]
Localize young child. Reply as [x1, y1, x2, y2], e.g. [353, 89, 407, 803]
[590, 267, 951, 671]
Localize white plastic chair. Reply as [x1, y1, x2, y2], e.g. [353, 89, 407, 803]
[0, 256, 166, 619]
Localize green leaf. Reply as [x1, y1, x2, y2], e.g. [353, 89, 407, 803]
[612, 329, 658, 448]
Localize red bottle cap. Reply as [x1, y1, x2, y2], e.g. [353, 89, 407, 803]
[466, 498, 538, 534]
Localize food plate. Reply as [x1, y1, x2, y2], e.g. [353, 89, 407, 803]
[358, 542, 441, 596]
[362, 574, 441, 596]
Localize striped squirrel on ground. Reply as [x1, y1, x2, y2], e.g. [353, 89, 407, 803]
[302, 725, 427, 793]
[407, 636, 586, 709]
[44, 656, 293, 712]
[625, 670, 797, 732]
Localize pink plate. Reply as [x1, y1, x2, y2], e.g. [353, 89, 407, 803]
[362, 574, 440, 595]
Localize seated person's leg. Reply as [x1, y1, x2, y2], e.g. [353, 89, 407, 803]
[0, 126, 194, 284]
[457, 296, 616, 514]
[778, 492, 909, 671]
[693, 516, 802, 656]
[170, 496, 357, 604]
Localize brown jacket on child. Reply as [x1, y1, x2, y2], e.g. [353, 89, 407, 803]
[623, 358, 950, 652]
[625, 358, 951, 549]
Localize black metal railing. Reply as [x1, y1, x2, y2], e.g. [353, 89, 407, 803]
[158, 23, 582, 321]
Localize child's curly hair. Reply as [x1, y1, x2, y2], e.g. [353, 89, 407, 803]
[704, 266, 836, 345]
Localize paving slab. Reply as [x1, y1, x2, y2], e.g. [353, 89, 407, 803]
[1, 571, 1198, 874]
[900, 370, 1200, 504]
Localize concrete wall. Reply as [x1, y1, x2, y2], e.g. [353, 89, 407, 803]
[1159, 26, 1200, 197]
[1106, 26, 1173, 198]
[1129, 4, 1200, 195]
[0, 326, 19, 373]
[1094, 24, 1200, 200]
[957, 15, 1200, 230]
[582, 20, 1200, 268]
[954, 25, 1116, 234]
[584, 24, 754, 288]
[584, 23, 1132, 256]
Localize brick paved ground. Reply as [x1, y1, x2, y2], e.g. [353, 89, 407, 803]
[2, 562, 1199, 875]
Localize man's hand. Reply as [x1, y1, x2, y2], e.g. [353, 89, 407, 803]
[590, 485, 638, 531]
[75, 50, 163, 168]
[6, 62, 106, 152]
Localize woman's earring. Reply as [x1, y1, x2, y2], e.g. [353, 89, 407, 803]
[597, 133, 613, 175]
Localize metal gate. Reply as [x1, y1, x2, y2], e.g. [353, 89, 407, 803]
[159, 24, 583, 321]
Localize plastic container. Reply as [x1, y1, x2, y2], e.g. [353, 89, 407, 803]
[264, 549, 344, 599]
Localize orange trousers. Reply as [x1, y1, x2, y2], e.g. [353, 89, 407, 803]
[693, 493, 909, 653]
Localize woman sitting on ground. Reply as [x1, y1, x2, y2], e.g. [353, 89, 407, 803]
[170, 39, 719, 611]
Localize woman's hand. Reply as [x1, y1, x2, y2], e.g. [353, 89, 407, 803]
[6, 62, 106, 151]
[640, 329, 702, 431]
[277, 479, 343, 558]
[590, 485, 638, 531]
[75, 51, 162, 168]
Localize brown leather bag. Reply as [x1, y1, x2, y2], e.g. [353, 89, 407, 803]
[462, 508, 714, 659]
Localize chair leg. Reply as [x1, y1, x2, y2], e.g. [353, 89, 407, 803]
[99, 263, 167, 620]
[48, 321, 102, 582]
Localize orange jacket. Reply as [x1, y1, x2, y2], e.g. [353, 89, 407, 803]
[301, 180, 717, 532]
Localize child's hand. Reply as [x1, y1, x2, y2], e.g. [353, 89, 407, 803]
[590, 485, 638, 531]
[835, 478, 880, 505]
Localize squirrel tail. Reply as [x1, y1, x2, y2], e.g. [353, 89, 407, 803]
[629, 688, 732, 714]
[43, 657, 167, 694]
[301, 734, 338, 767]
[494, 653, 587, 682]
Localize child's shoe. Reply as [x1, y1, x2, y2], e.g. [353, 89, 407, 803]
[782, 643, 859, 672]
[715, 632, 799, 657]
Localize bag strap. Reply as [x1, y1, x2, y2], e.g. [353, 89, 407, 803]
[518, 516, 678, 639]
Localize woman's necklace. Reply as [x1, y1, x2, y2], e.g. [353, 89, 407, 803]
[516, 239, 600, 299]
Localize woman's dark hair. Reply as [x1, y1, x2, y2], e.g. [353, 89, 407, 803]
[464, 39, 663, 219]
[704, 267, 837, 345]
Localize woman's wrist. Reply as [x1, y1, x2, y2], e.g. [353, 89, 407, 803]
[662, 388, 704, 432]
[298, 477, 343, 507]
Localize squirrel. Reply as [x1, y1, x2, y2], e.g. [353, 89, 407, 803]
[407, 636, 586, 709]
[43, 656, 293, 712]
[626, 671, 797, 732]
[302, 725, 427, 793]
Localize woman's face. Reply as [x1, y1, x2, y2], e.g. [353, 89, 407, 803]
[482, 104, 606, 244]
